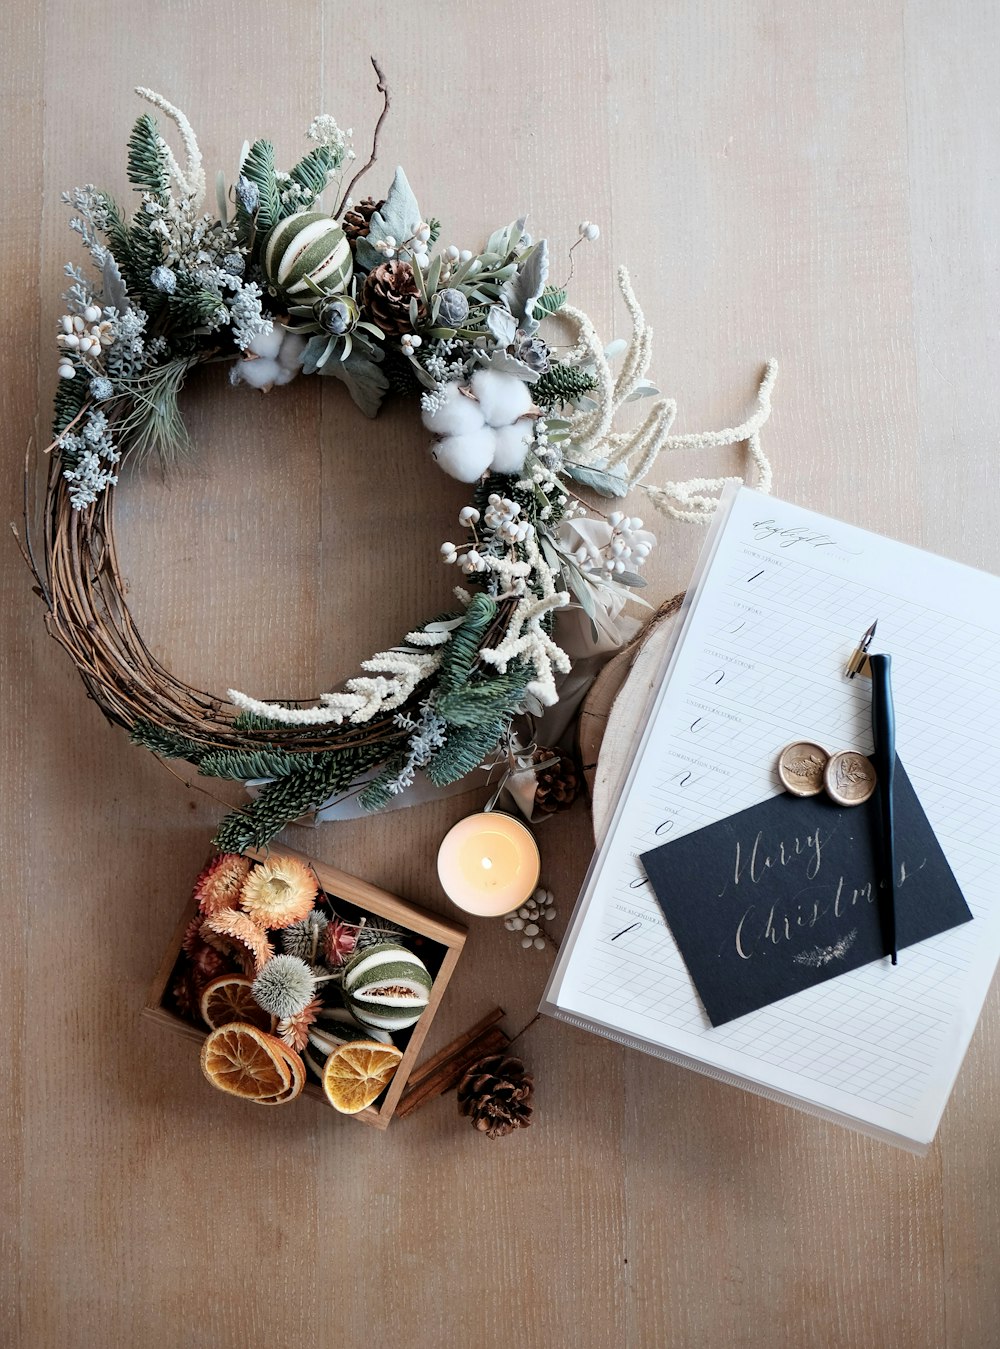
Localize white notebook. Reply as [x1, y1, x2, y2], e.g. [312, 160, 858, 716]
[541, 486, 1000, 1151]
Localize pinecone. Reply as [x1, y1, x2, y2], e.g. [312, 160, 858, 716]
[362, 260, 424, 336]
[532, 747, 581, 815]
[458, 1054, 534, 1138]
[342, 196, 384, 243]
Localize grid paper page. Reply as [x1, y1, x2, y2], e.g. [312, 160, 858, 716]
[542, 487, 1000, 1147]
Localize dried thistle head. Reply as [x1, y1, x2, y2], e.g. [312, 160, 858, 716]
[193, 853, 251, 917]
[252, 955, 317, 1019]
[240, 855, 318, 930]
[280, 911, 329, 963]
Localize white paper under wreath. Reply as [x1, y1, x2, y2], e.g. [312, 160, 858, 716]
[29, 67, 776, 852]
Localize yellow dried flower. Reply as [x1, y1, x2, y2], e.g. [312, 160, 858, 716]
[239, 855, 318, 930]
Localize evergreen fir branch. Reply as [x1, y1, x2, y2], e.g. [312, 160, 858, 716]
[130, 717, 205, 762]
[437, 593, 497, 696]
[534, 285, 567, 318]
[426, 717, 506, 788]
[126, 114, 170, 200]
[166, 274, 227, 328]
[534, 363, 598, 410]
[212, 740, 387, 852]
[239, 139, 281, 237]
[52, 377, 90, 440]
[287, 145, 338, 208]
[196, 746, 303, 781]
[357, 755, 408, 813]
[435, 667, 528, 728]
[234, 709, 291, 732]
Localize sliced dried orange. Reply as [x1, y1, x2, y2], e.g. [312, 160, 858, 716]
[257, 1042, 306, 1105]
[200, 1023, 291, 1102]
[199, 974, 273, 1032]
[322, 1040, 404, 1114]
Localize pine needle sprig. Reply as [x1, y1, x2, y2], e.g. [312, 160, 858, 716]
[237, 139, 281, 238]
[287, 145, 339, 207]
[126, 114, 171, 200]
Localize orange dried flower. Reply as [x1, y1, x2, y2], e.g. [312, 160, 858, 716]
[193, 853, 252, 917]
[239, 855, 317, 930]
[278, 995, 323, 1052]
[203, 907, 274, 975]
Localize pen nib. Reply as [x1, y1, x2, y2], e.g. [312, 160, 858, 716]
[845, 620, 879, 679]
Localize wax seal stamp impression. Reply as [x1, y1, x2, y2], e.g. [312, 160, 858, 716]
[777, 741, 829, 796]
[824, 750, 877, 806]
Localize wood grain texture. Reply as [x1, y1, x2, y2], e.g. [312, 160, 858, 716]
[3, 1, 999, 1345]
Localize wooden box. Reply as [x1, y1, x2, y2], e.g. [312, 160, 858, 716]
[143, 845, 467, 1129]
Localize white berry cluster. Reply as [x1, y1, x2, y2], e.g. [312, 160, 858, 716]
[568, 511, 655, 577]
[484, 494, 533, 543]
[374, 220, 432, 268]
[504, 887, 557, 951]
[56, 307, 114, 379]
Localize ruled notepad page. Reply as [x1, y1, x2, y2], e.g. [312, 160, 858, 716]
[542, 487, 1000, 1148]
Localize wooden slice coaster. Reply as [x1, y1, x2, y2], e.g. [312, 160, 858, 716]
[577, 594, 685, 840]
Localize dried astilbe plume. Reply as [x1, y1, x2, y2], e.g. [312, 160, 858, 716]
[203, 907, 274, 975]
[193, 852, 251, 917]
[252, 954, 320, 1019]
[240, 855, 318, 930]
[277, 994, 323, 1052]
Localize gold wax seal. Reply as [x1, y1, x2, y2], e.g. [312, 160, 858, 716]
[823, 750, 877, 806]
[777, 741, 829, 796]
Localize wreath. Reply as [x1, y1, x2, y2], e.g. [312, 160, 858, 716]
[21, 61, 777, 852]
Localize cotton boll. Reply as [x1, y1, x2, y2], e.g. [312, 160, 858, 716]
[247, 326, 284, 360]
[431, 427, 497, 482]
[490, 418, 534, 474]
[470, 369, 535, 428]
[272, 364, 300, 385]
[421, 381, 486, 437]
[232, 357, 282, 390]
[276, 330, 307, 371]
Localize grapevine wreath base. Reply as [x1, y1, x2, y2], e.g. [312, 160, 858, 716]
[21, 65, 776, 851]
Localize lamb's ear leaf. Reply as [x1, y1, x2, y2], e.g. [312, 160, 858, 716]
[317, 347, 388, 418]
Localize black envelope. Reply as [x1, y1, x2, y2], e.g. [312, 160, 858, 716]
[640, 760, 973, 1027]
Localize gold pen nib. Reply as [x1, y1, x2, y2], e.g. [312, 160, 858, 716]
[845, 620, 878, 679]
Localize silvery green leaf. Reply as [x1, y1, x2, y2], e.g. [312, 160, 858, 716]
[215, 169, 229, 225]
[101, 254, 130, 314]
[624, 379, 661, 402]
[318, 347, 388, 418]
[502, 239, 549, 331]
[301, 334, 334, 374]
[617, 571, 648, 588]
[486, 304, 517, 347]
[409, 295, 420, 326]
[604, 338, 627, 361]
[482, 349, 541, 383]
[425, 253, 443, 294]
[564, 562, 601, 641]
[409, 357, 438, 390]
[354, 166, 421, 270]
[484, 217, 525, 258]
[562, 461, 630, 498]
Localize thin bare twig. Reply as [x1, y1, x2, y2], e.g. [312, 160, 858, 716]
[333, 56, 391, 217]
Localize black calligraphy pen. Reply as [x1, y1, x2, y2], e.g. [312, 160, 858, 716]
[846, 620, 898, 964]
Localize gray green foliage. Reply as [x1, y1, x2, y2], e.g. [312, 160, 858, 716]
[534, 363, 598, 409]
[288, 145, 338, 205]
[238, 139, 281, 237]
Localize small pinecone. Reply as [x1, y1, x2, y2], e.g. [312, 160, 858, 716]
[342, 196, 384, 243]
[383, 349, 423, 398]
[458, 1054, 534, 1139]
[362, 260, 423, 336]
[532, 747, 581, 815]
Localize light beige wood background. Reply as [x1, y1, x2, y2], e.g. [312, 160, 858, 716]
[3, 2, 999, 1345]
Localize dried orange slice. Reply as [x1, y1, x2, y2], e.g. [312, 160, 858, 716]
[257, 1042, 306, 1105]
[200, 1023, 291, 1102]
[322, 1040, 403, 1114]
[199, 974, 272, 1032]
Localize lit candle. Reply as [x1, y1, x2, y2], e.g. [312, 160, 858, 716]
[437, 812, 541, 917]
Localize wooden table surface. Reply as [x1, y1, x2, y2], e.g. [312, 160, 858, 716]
[4, 3, 999, 1345]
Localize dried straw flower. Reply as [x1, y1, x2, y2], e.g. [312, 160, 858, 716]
[280, 911, 329, 963]
[193, 853, 251, 917]
[252, 954, 318, 1020]
[323, 917, 359, 968]
[277, 994, 323, 1051]
[203, 907, 274, 975]
[240, 855, 318, 930]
